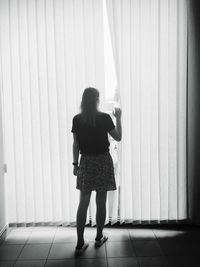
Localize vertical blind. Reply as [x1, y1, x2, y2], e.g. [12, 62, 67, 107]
[106, 0, 188, 221]
[0, 0, 188, 224]
[0, 0, 106, 224]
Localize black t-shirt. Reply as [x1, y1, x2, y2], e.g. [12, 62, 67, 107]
[71, 111, 115, 155]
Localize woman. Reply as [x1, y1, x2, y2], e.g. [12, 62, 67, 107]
[71, 87, 122, 255]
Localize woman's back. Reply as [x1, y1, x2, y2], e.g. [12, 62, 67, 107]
[71, 111, 115, 155]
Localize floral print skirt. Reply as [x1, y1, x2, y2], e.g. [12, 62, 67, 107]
[76, 151, 117, 192]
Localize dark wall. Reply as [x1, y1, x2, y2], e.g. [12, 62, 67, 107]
[188, 0, 200, 223]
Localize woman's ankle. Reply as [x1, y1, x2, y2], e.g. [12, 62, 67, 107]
[95, 232, 103, 240]
[76, 239, 84, 248]
[76, 243, 84, 249]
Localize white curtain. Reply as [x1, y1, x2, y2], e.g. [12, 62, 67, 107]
[0, 0, 106, 225]
[106, 0, 188, 222]
[0, 0, 188, 225]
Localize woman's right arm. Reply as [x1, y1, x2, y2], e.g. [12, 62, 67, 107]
[109, 108, 122, 142]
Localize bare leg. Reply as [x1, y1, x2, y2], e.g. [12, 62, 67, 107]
[76, 190, 91, 247]
[95, 191, 107, 240]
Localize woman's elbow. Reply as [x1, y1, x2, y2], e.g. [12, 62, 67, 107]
[73, 143, 79, 149]
[116, 135, 122, 142]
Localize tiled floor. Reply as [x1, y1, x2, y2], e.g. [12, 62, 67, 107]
[0, 225, 200, 266]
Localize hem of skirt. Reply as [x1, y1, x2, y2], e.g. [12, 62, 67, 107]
[76, 187, 117, 191]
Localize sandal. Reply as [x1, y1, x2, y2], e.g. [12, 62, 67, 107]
[75, 240, 89, 256]
[95, 232, 108, 247]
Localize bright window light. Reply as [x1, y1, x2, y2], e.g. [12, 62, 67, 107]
[103, 0, 117, 102]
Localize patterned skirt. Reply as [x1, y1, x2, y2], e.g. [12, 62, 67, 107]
[76, 151, 117, 192]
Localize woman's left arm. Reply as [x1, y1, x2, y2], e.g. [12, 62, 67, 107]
[72, 133, 80, 175]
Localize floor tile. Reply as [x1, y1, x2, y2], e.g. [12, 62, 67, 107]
[0, 261, 15, 267]
[48, 243, 77, 259]
[18, 244, 51, 260]
[167, 255, 200, 267]
[46, 259, 76, 267]
[10, 227, 33, 233]
[106, 241, 135, 257]
[49, 240, 106, 259]
[158, 237, 200, 255]
[84, 227, 129, 243]
[132, 240, 164, 256]
[138, 256, 170, 267]
[104, 228, 130, 241]
[27, 231, 55, 244]
[107, 257, 139, 267]
[46, 259, 75, 267]
[46, 258, 107, 267]
[84, 227, 98, 241]
[185, 239, 200, 254]
[79, 242, 106, 258]
[153, 229, 186, 239]
[14, 260, 45, 266]
[157, 238, 183, 255]
[3, 232, 31, 245]
[53, 230, 76, 243]
[129, 229, 155, 240]
[2, 226, 200, 267]
[0, 245, 24, 260]
[57, 227, 75, 231]
[32, 227, 57, 232]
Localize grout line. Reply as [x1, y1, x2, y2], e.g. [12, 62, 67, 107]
[44, 226, 58, 266]
[1, 226, 190, 266]
[105, 239, 108, 267]
[13, 229, 33, 265]
[152, 229, 171, 267]
[127, 228, 141, 266]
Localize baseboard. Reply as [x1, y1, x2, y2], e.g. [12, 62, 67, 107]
[0, 223, 10, 245]
[8, 218, 196, 228]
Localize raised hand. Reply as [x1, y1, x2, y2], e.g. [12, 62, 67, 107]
[112, 107, 122, 119]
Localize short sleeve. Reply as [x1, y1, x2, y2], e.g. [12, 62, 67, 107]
[71, 115, 79, 133]
[106, 114, 115, 132]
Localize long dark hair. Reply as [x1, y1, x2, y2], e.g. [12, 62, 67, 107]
[79, 87, 99, 127]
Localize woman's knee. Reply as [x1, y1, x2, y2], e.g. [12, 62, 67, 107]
[96, 191, 107, 206]
[79, 190, 91, 206]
